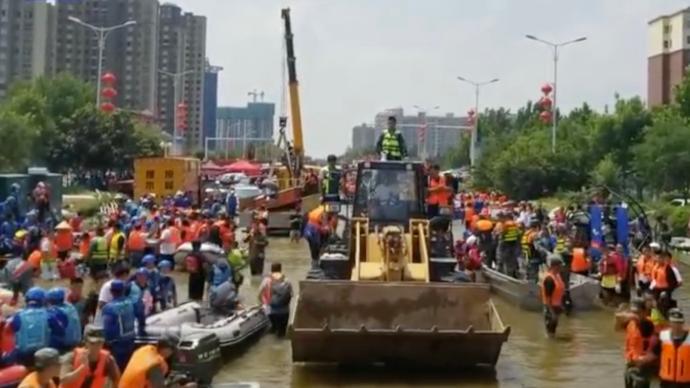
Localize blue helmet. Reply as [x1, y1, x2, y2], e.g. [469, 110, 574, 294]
[110, 279, 125, 294]
[158, 260, 172, 270]
[142, 255, 156, 265]
[25, 287, 46, 304]
[46, 287, 65, 304]
[136, 267, 149, 277]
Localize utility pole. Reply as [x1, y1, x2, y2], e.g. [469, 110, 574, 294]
[456, 76, 499, 166]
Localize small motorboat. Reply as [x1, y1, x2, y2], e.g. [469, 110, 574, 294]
[174, 242, 225, 266]
[0, 365, 27, 388]
[137, 302, 269, 351]
[479, 264, 600, 311]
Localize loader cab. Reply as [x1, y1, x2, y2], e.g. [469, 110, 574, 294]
[352, 161, 426, 230]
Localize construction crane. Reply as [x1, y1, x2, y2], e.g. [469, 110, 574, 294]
[281, 8, 304, 176]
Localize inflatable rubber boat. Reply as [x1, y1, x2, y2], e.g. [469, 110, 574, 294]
[174, 242, 225, 267]
[137, 302, 269, 350]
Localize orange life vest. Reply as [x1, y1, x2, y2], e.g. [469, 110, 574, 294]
[464, 206, 475, 222]
[571, 248, 590, 273]
[181, 226, 193, 243]
[169, 226, 182, 248]
[625, 319, 646, 363]
[308, 206, 325, 227]
[55, 231, 73, 253]
[79, 236, 91, 259]
[19, 371, 56, 388]
[119, 345, 168, 388]
[636, 255, 655, 278]
[654, 263, 670, 289]
[27, 250, 42, 269]
[427, 176, 449, 205]
[127, 231, 147, 252]
[659, 329, 690, 383]
[60, 347, 109, 388]
[540, 272, 565, 307]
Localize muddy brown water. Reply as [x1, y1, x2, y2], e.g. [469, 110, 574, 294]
[206, 236, 690, 388]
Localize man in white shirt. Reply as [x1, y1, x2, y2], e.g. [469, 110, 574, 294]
[96, 266, 131, 323]
[159, 220, 176, 263]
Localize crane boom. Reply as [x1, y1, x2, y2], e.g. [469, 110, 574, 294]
[281, 8, 304, 162]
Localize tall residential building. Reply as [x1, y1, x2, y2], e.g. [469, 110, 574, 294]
[374, 108, 469, 159]
[648, 7, 690, 107]
[54, 0, 159, 112]
[0, 0, 56, 99]
[351, 124, 376, 151]
[203, 60, 221, 150]
[157, 3, 207, 150]
[216, 102, 275, 155]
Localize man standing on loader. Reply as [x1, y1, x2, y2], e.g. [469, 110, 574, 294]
[375, 116, 407, 161]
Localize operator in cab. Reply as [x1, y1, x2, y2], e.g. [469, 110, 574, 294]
[375, 116, 407, 161]
[320, 154, 342, 200]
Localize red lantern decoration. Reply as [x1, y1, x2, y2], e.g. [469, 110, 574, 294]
[101, 87, 117, 99]
[539, 96, 553, 110]
[176, 102, 188, 131]
[539, 110, 552, 124]
[100, 102, 115, 113]
[101, 72, 117, 85]
[541, 83, 552, 95]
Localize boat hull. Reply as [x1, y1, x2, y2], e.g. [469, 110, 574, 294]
[479, 265, 600, 311]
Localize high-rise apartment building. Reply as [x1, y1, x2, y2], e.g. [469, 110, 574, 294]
[0, 0, 55, 99]
[203, 60, 221, 150]
[215, 102, 275, 155]
[648, 7, 690, 107]
[157, 3, 207, 150]
[54, 0, 159, 112]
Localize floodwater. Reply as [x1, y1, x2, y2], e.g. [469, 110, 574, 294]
[205, 235, 690, 388]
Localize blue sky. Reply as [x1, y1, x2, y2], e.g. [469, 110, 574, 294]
[171, 0, 689, 156]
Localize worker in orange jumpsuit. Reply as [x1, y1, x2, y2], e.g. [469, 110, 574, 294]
[426, 165, 451, 218]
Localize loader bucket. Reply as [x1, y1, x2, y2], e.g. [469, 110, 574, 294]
[290, 281, 510, 368]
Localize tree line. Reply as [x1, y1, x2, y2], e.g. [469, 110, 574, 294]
[0, 74, 163, 174]
[443, 70, 690, 202]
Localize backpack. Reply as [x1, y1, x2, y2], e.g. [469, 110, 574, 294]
[270, 280, 291, 308]
[185, 255, 200, 273]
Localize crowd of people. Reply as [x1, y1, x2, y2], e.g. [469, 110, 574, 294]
[0, 189, 296, 387]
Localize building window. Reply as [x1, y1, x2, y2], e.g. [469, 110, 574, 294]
[664, 25, 671, 33]
[664, 40, 670, 49]
[145, 170, 155, 179]
[687, 35, 690, 45]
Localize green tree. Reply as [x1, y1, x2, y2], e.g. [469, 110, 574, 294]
[674, 68, 690, 119]
[634, 113, 690, 196]
[590, 154, 622, 190]
[0, 111, 36, 172]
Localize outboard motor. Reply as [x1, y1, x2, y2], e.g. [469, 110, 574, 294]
[173, 333, 222, 387]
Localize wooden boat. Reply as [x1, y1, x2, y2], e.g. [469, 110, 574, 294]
[479, 264, 600, 311]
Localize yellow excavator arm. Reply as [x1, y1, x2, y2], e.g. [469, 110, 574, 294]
[281, 8, 304, 163]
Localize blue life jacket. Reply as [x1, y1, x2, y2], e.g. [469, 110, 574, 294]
[127, 282, 143, 304]
[103, 298, 135, 341]
[16, 308, 49, 354]
[57, 303, 82, 347]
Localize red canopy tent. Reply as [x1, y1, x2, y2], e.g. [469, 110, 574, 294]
[201, 160, 225, 178]
[224, 160, 261, 176]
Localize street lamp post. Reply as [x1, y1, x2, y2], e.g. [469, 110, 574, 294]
[159, 69, 195, 155]
[68, 16, 136, 107]
[525, 34, 587, 153]
[412, 105, 440, 160]
[456, 76, 499, 166]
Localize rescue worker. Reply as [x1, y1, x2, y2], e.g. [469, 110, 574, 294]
[497, 213, 520, 278]
[125, 223, 147, 269]
[46, 287, 81, 353]
[184, 240, 207, 302]
[209, 279, 239, 315]
[521, 221, 539, 279]
[541, 254, 565, 338]
[10, 287, 65, 366]
[102, 279, 145, 370]
[88, 227, 109, 280]
[59, 328, 121, 388]
[209, 258, 232, 290]
[227, 241, 247, 290]
[652, 308, 690, 387]
[636, 245, 655, 295]
[375, 116, 407, 161]
[18, 347, 61, 388]
[426, 165, 451, 219]
[320, 154, 342, 199]
[107, 224, 126, 265]
[650, 250, 682, 300]
[129, 268, 154, 317]
[156, 260, 177, 311]
[571, 246, 590, 276]
[258, 262, 293, 337]
[119, 337, 178, 388]
[304, 205, 327, 264]
[615, 298, 656, 388]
